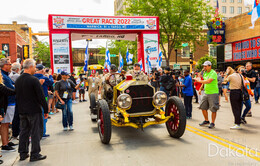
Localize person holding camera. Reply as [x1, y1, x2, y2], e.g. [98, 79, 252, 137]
[55, 71, 81, 131]
[149, 69, 159, 91]
[237, 66, 254, 124]
[159, 67, 174, 98]
[245, 62, 257, 117]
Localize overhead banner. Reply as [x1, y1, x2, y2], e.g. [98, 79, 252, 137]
[143, 34, 159, 72]
[52, 16, 157, 30]
[71, 33, 137, 41]
[52, 33, 71, 74]
[225, 44, 232, 62]
[232, 36, 260, 61]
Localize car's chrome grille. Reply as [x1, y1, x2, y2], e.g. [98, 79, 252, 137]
[125, 85, 154, 114]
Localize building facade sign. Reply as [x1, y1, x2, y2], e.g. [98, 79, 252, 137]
[232, 36, 260, 61]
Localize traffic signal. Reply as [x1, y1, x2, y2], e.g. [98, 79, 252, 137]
[90, 52, 93, 56]
[190, 52, 193, 65]
[23, 45, 29, 59]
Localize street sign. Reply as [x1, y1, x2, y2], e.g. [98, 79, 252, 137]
[182, 43, 188, 47]
[110, 54, 117, 57]
[173, 64, 180, 69]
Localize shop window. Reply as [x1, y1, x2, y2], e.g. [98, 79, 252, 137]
[209, 45, 217, 57]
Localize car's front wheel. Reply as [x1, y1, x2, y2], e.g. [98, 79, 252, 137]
[165, 96, 186, 138]
[97, 99, 111, 144]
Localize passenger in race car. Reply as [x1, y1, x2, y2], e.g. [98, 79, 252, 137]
[127, 63, 148, 82]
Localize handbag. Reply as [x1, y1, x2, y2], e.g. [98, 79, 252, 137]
[239, 74, 250, 101]
[55, 100, 65, 109]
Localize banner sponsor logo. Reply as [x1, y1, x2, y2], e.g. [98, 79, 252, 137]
[52, 34, 70, 73]
[143, 34, 159, 72]
[53, 17, 65, 29]
[146, 19, 156, 29]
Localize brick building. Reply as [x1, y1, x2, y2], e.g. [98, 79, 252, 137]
[0, 21, 37, 62]
[217, 12, 260, 70]
[0, 30, 28, 62]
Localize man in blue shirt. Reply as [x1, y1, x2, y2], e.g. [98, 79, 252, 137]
[34, 64, 54, 138]
[0, 58, 17, 151]
[177, 70, 194, 119]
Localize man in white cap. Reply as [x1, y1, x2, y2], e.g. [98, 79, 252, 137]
[194, 61, 219, 129]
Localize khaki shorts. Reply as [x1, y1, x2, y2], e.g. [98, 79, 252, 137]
[199, 93, 219, 112]
[2, 106, 15, 123]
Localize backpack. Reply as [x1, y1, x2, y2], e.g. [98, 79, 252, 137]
[165, 78, 175, 91]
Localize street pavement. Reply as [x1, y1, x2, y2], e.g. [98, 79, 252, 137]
[2, 95, 260, 166]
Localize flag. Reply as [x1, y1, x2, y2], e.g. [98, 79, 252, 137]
[104, 43, 111, 70]
[138, 59, 143, 71]
[157, 49, 162, 68]
[214, 0, 219, 17]
[145, 54, 152, 72]
[248, 0, 260, 29]
[126, 47, 133, 65]
[118, 52, 124, 73]
[83, 41, 89, 71]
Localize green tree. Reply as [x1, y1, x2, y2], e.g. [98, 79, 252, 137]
[122, 0, 213, 66]
[0, 54, 5, 60]
[33, 41, 50, 67]
[98, 40, 137, 70]
[196, 55, 217, 70]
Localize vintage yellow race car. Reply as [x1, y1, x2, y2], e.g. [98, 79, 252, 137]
[91, 74, 186, 144]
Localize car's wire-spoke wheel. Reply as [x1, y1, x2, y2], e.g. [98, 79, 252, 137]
[97, 99, 111, 144]
[165, 96, 186, 138]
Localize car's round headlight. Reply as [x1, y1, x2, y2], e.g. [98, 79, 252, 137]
[117, 94, 132, 109]
[153, 91, 167, 106]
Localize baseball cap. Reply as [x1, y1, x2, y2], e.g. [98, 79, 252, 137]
[103, 69, 109, 72]
[61, 71, 68, 75]
[203, 61, 212, 66]
[91, 70, 96, 74]
[36, 64, 45, 70]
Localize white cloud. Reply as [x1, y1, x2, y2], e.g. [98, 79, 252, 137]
[0, 0, 115, 48]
